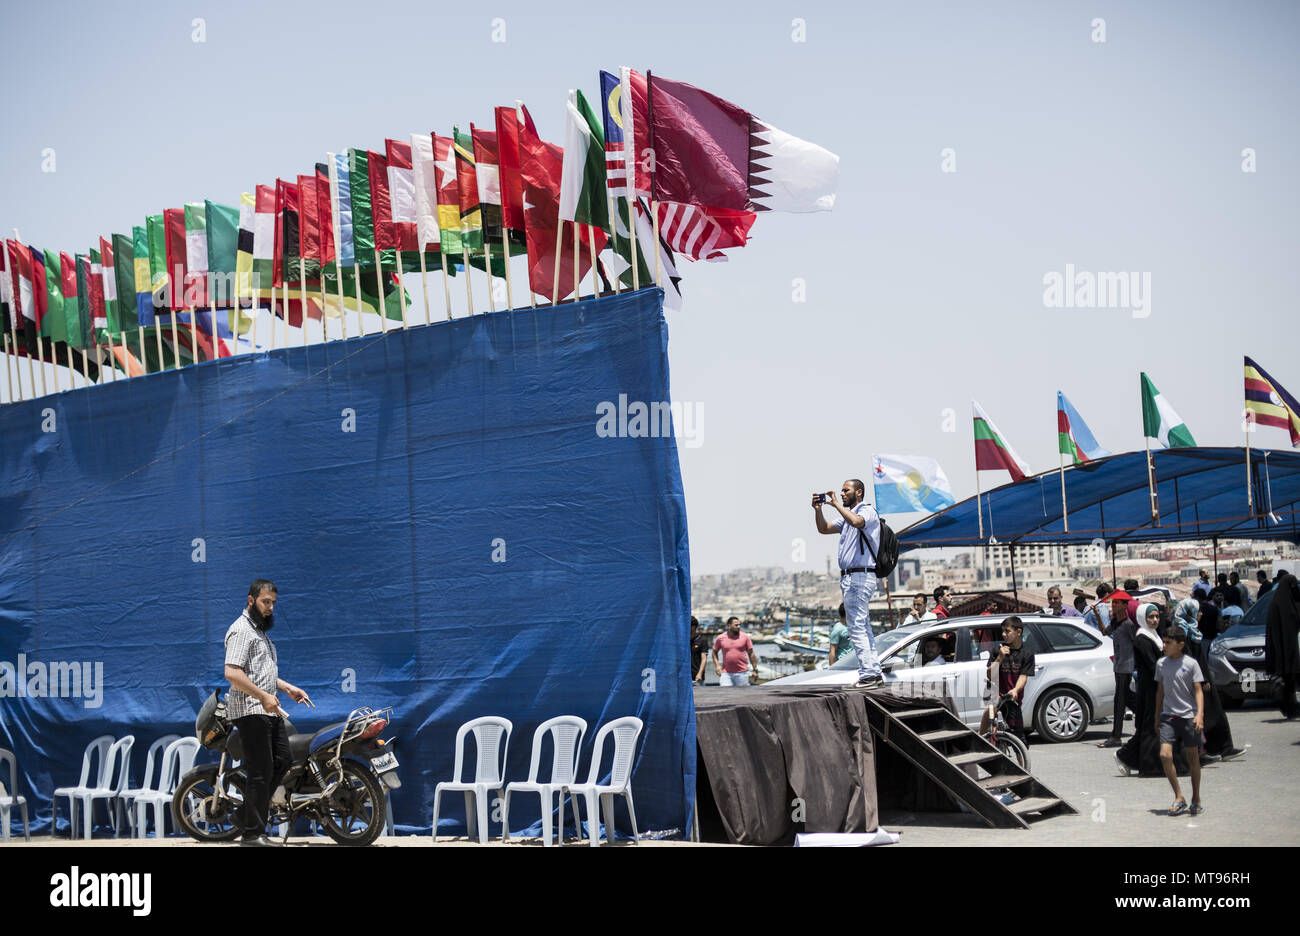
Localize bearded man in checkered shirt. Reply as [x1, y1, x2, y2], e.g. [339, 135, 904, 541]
[224, 579, 314, 847]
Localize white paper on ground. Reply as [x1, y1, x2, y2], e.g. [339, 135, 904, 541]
[793, 829, 900, 847]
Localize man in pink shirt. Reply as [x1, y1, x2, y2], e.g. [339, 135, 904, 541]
[711, 617, 760, 687]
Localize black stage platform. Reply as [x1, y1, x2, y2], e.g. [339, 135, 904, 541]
[693, 685, 959, 845]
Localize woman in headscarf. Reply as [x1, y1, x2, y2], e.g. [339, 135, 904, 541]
[1264, 572, 1300, 719]
[1175, 598, 1244, 760]
[1198, 602, 1222, 643]
[1117, 603, 1187, 777]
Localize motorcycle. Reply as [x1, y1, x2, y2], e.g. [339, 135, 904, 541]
[173, 691, 399, 846]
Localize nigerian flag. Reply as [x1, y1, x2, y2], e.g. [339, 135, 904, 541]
[1141, 373, 1196, 448]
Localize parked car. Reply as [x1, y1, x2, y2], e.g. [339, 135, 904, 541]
[1208, 585, 1276, 707]
[763, 614, 1114, 743]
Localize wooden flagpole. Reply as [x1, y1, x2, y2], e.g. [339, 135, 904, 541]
[572, 223, 580, 300]
[138, 325, 147, 374]
[374, 249, 388, 333]
[460, 227, 474, 314]
[154, 316, 164, 369]
[268, 287, 277, 349]
[3, 335, 13, 402]
[500, 227, 514, 310]
[418, 249, 431, 325]
[550, 223, 564, 305]
[170, 310, 181, 369]
[80, 341, 89, 385]
[8, 319, 21, 398]
[299, 258, 309, 346]
[651, 201, 662, 287]
[354, 258, 366, 334]
[318, 261, 330, 342]
[438, 244, 453, 320]
[35, 334, 47, 395]
[606, 192, 621, 295]
[64, 343, 73, 389]
[587, 226, 599, 297]
[484, 237, 495, 314]
[333, 263, 349, 339]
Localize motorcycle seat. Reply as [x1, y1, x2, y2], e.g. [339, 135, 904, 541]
[287, 733, 314, 763]
[308, 721, 350, 755]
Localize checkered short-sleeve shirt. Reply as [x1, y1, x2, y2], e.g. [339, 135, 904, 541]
[224, 611, 279, 718]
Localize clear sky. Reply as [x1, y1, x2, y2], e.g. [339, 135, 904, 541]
[3, 0, 1297, 575]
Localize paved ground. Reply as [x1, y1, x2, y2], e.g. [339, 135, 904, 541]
[5, 700, 1295, 848]
[882, 698, 1300, 846]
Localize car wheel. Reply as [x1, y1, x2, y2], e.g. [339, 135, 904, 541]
[1033, 687, 1090, 743]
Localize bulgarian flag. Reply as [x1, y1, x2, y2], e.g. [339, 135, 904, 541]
[1244, 356, 1300, 447]
[973, 399, 1030, 482]
[1058, 392, 1111, 464]
[1141, 373, 1195, 448]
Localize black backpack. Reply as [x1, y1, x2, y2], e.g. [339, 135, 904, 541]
[859, 514, 899, 579]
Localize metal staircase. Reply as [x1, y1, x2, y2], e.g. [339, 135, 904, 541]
[863, 695, 1077, 829]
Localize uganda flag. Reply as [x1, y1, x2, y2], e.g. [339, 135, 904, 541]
[1245, 356, 1300, 447]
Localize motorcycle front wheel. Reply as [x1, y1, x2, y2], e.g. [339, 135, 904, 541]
[173, 769, 245, 842]
[317, 759, 387, 846]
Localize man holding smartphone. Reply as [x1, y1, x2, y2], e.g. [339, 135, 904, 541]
[813, 480, 884, 689]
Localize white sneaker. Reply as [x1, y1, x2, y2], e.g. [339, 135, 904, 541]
[1114, 752, 1131, 777]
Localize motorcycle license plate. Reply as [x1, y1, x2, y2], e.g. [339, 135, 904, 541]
[370, 752, 398, 773]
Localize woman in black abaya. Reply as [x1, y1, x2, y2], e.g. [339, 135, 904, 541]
[1265, 572, 1300, 719]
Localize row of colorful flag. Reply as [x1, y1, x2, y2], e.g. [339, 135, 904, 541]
[0, 68, 840, 401]
[871, 357, 1300, 514]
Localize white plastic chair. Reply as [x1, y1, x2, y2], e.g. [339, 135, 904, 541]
[53, 735, 135, 840]
[567, 716, 644, 847]
[120, 734, 180, 837]
[134, 737, 200, 838]
[0, 748, 30, 841]
[502, 716, 587, 847]
[52, 735, 114, 839]
[431, 717, 512, 843]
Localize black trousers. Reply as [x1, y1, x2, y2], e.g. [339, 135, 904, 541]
[1280, 675, 1300, 718]
[1110, 673, 1130, 739]
[234, 714, 290, 839]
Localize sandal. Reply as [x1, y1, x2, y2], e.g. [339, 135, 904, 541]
[1168, 800, 1188, 816]
[1189, 802, 1204, 816]
[1098, 738, 1121, 748]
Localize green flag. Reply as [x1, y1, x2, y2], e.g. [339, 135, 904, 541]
[348, 148, 375, 255]
[1141, 372, 1196, 448]
[112, 233, 136, 331]
[41, 248, 66, 343]
[559, 89, 610, 232]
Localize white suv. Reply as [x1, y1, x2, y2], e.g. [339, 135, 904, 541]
[763, 614, 1115, 743]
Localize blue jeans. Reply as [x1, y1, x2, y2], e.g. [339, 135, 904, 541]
[719, 672, 750, 687]
[841, 571, 882, 681]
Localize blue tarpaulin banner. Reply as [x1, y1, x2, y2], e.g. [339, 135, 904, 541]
[0, 287, 695, 837]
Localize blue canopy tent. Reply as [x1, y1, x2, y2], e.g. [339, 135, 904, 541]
[898, 447, 1300, 552]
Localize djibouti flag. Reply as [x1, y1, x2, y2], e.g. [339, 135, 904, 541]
[872, 454, 956, 513]
[1141, 373, 1196, 448]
